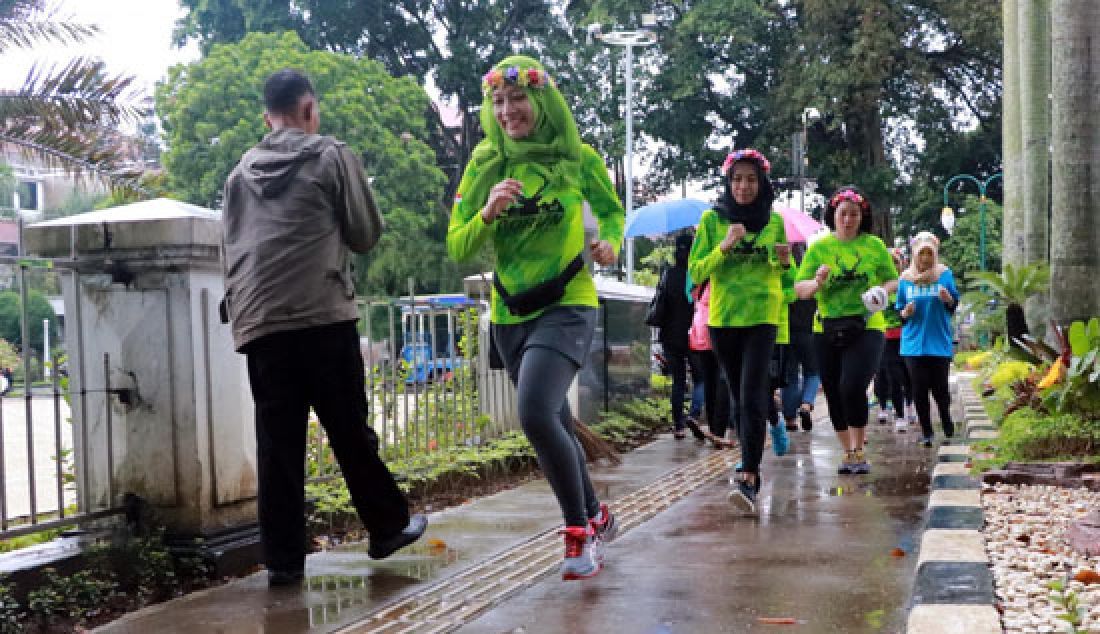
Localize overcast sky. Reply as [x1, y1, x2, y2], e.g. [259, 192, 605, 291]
[0, 0, 199, 96]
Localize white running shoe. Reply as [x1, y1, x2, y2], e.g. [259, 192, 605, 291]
[895, 417, 908, 432]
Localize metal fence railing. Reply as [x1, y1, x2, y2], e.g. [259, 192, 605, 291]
[0, 254, 126, 542]
[306, 292, 519, 480]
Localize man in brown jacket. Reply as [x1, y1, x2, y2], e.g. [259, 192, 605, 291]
[222, 69, 426, 587]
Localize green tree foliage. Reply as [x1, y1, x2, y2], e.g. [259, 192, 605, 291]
[0, 0, 141, 183]
[173, 0, 574, 196]
[0, 289, 57, 354]
[155, 31, 449, 296]
[583, 0, 1002, 240]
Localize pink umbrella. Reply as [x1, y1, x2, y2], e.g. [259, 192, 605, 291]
[776, 206, 824, 242]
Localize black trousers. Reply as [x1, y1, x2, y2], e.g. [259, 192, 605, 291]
[905, 355, 955, 438]
[874, 338, 910, 418]
[815, 329, 884, 432]
[693, 349, 733, 438]
[244, 321, 410, 573]
[710, 325, 777, 475]
[664, 342, 702, 429]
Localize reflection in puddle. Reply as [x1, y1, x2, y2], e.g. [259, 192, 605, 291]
[826, 474, 930, 498]
[304, 546, 463, 627]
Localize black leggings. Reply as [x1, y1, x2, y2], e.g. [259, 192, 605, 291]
[905, 356, 955, 438]
[693, 349, 733, 438]
[815, 329, 884, 431]
[710, 325, 777, 475]
[874, 338, 910, 418]
[665, 343, 702, 429]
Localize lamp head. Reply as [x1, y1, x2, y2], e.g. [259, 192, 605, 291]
[940, 206, 955, 233]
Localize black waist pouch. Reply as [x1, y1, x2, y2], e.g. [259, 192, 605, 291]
[493, 254, 585, 317]
[821, 315, 867, 348]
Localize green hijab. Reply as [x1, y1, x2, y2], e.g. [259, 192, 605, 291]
[462, 55, 583, 212]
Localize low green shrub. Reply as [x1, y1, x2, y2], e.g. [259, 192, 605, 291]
[988, 360, 1035, 390]
[996, 407, 1100, 460]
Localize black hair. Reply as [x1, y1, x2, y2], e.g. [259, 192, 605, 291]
[263, 69, 315, 115]
[823, 184, 873, 234]
[713, 158, 775, 233]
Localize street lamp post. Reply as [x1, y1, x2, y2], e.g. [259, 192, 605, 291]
[798, 108, 820, 217]
[941, 172, 1003, 271]
[598, 23, 656, 284]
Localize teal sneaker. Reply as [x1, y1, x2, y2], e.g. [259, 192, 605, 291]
[770, 423, 789, 457]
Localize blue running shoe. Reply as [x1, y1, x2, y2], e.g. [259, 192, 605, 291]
[770, 423, 789, 457]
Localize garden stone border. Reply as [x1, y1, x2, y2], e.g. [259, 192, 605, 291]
[907, 376, 1002, 634]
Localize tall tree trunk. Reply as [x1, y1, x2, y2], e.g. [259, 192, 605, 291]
[1018, 0, 1052, 332]
[1050, 0, 1100, 325]
[1002, 0, 1026, 269]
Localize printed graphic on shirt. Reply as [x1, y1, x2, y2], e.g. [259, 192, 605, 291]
[797, 233, 897, 329]
[496, 181, 566, 231]
[830, 252, 870, 289]
[727, 233, 771, 262]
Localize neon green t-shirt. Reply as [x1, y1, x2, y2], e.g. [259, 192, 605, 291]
[796, 233, 898, 331]
[882, 292, 904, 330]
[777, 265, 796, 344]
[688, 210, 788, 328]
[446, 145, 625, 324]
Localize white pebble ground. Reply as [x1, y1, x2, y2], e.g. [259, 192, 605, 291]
[983, 483, 1100, 633]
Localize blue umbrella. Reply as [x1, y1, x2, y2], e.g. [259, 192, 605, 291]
[623, 198, 712, 238]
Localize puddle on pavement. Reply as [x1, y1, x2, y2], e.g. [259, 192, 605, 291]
[826, 473, 930, 498]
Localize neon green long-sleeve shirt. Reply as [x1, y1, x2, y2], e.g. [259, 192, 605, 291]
[446, 144, 624, 324]
[688, 209, 788, 328]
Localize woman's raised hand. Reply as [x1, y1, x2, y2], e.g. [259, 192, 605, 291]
[720, 223, 747, 254]
[589, 240, 616, 266]
[814, 264, 831, 285]
[481, 178, 524, 224]
[775, 243, 791, 267]
[938, 287, 954, 306]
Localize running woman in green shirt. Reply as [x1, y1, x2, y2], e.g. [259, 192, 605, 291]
[688, 149, 791, 515]
[447, 56, 623, 581]
[795, 187, 899, 474]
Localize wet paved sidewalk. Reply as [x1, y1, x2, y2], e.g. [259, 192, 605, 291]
[96, 407, 941, 633]
[454, 416, 934, 634]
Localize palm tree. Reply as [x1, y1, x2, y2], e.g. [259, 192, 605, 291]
[1050, 0, 1100, 326]
[969, 262, 1051, 346]
[0, 0, 140, 183]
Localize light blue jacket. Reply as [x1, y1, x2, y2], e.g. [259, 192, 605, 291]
[896, 269, 959, 358]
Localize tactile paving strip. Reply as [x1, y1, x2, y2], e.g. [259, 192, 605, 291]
[336, 449, 738, 633]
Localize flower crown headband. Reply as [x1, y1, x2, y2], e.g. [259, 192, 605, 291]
[721, 148, 771, 175]
[830, 189, 870, 211]
[482, 66, 555, 96]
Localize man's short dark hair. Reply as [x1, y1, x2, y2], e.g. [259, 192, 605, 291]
[263, 69, 315, 115]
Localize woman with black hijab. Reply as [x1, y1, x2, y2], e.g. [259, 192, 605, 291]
[688, 149, 790, 515]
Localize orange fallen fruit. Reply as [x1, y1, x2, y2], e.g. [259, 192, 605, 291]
[890, 548, 906, 557]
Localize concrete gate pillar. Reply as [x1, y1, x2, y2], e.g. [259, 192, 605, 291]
[23, 198, 259, 569]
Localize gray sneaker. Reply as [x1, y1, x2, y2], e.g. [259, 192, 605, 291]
[560, 526, 600, 581]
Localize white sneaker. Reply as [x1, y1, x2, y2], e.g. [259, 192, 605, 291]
[895, 417, 908, 432]
[906, 403, 917, 423]
[876, 407, 888, 424]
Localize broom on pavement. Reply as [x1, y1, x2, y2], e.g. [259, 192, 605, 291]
[573, 418, 621, 465]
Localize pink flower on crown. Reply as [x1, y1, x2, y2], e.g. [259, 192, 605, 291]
[830, 189, 868, 210]
[721, 148, 771, 175]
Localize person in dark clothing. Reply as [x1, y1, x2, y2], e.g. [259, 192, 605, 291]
[781, 283, 821, 432]
[222, 69, 427, 587]
[660, 232, 706, 439]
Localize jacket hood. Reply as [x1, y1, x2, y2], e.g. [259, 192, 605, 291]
[242, 128, 333, 199]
